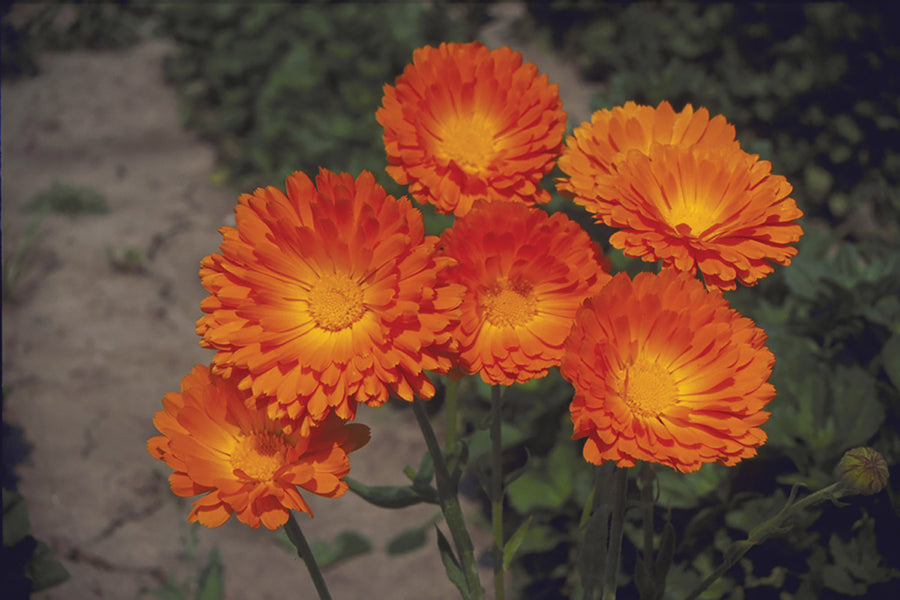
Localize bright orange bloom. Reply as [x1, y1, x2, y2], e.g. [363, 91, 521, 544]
[560, 269, 775, 473]
[441, 201, 611, 385]
[377, 41, 567, 217]
[148, 365, 369, 529]
[557, 101, 803, 290]
[599, 144, 803, 290]
[197, 169, 463, 434]
[556, 100, 738, 208]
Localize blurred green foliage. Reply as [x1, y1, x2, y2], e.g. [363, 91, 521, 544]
[155, 3, 473, 192]
[1, 2, 150, 80]
[530, 2, 900, 240]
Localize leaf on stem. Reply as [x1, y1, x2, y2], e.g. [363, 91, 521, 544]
[435, 525, 472, 600]
[310, 530, 372, 569]
[346, 477, 438, 508]
[195, 548, 224, 600]
[502, 516, 532, 572]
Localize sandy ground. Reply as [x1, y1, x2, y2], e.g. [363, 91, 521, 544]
[2, 7, 593, 599]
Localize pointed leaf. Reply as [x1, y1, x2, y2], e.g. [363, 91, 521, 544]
[195, 548, 224, 600]
[26, 540, 70, 592]
[654, 520, 676, 593]
[311, 530, 372, 569]
[634, 555, 656, 600]
[435, 526, 471, 600]
[386, 526, 428, 555]
[502, 516, 532, 571]
[346, 477, 438, 508]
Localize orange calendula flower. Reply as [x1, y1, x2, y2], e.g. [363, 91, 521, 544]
[377, 41, 567, 217]
[556, 100, 739, 208]
[560, 269, 775, 473]
[197, 169, 463, 434]
[557, 101, 803, 290]
[441, 201, 611, 385]
[599, 144, 804, 290]
[148, 365, 370, 529]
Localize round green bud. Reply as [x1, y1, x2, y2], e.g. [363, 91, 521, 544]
[838, 447, 889, 495]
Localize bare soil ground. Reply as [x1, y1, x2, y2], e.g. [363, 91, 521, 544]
[2, 7, 592, 598]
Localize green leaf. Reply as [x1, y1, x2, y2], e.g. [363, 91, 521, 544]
[195, 548, 223, 600]
[386, 526, 428, 555]
[3, 490, 30, 546]
[634, 555, 656, 600]
[829, 366, 885, 450]
[26, 540, 70, 592]
[311, 530, 372, 569]
[434, 526, 471, 600]
[466, 423, 526, 465]
[655, 463, 726, 509]
[346, 477, 438, 508]
[654, 520, 677, 592]
[883, 334, 900, 390]
[506, 444, 576, 512]
[502, 516, 532, 571]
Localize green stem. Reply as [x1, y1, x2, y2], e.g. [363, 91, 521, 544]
[445, 377, 459, 453]
[685, 481, 851, 600]
[578, 464, 611, 600]
[639, 462, 654, 566]
[284, 512, 332, 600]
[412, 397, 484, 600]
[491, 384, 505, 600]
[602, 467, 629, 600]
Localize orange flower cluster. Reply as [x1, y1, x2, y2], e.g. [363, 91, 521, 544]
[151, 40, 803, 530]
[557, 101, 804, 290]
[377, 42, 567, 217]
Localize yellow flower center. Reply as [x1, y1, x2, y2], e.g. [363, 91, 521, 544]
[437, 114, 499, 175]
[665, 191, 720, 237]
[621, 354, 678, 419]
[482, 280, 537, 328]
[230, 432, 286, 482]
[308, 273, 366, 331]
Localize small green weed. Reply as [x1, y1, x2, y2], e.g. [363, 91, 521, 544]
[26, 182, 108, 216]
[143, 523, 223, 600]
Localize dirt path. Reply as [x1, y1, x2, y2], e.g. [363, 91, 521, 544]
[0, 38, 494, 600]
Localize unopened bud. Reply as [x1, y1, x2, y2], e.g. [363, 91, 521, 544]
[838, 447, 889, 495]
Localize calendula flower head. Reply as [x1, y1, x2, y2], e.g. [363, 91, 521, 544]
[557, 101, 803, 290]
[557, 101, 739, 206]
[441, 201, 611, 385]
[561, 269, 775, 473]
[377, 41, 567, 217]
[148, 365, 370, 530]
[197, 169, 463, 434]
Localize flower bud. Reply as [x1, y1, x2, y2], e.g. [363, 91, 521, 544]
[838, 447, 889, 495]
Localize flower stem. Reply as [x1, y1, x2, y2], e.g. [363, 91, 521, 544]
[413, 397, 484, 599]
[491, 384, 505, 600]
[284, 512, 332, 600]
[445, 377, 459, 453]
[685, 481, 851, 600]
[602, 467, 629, 600]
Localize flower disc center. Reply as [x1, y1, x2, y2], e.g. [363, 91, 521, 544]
[621, 354, 678, 418]
[666, 192, 720, 237]
[308, 273, 366, 331]
[230, 432, 286, 482]
[437, 115, 498, 175]
[482, 280, 537, 328]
